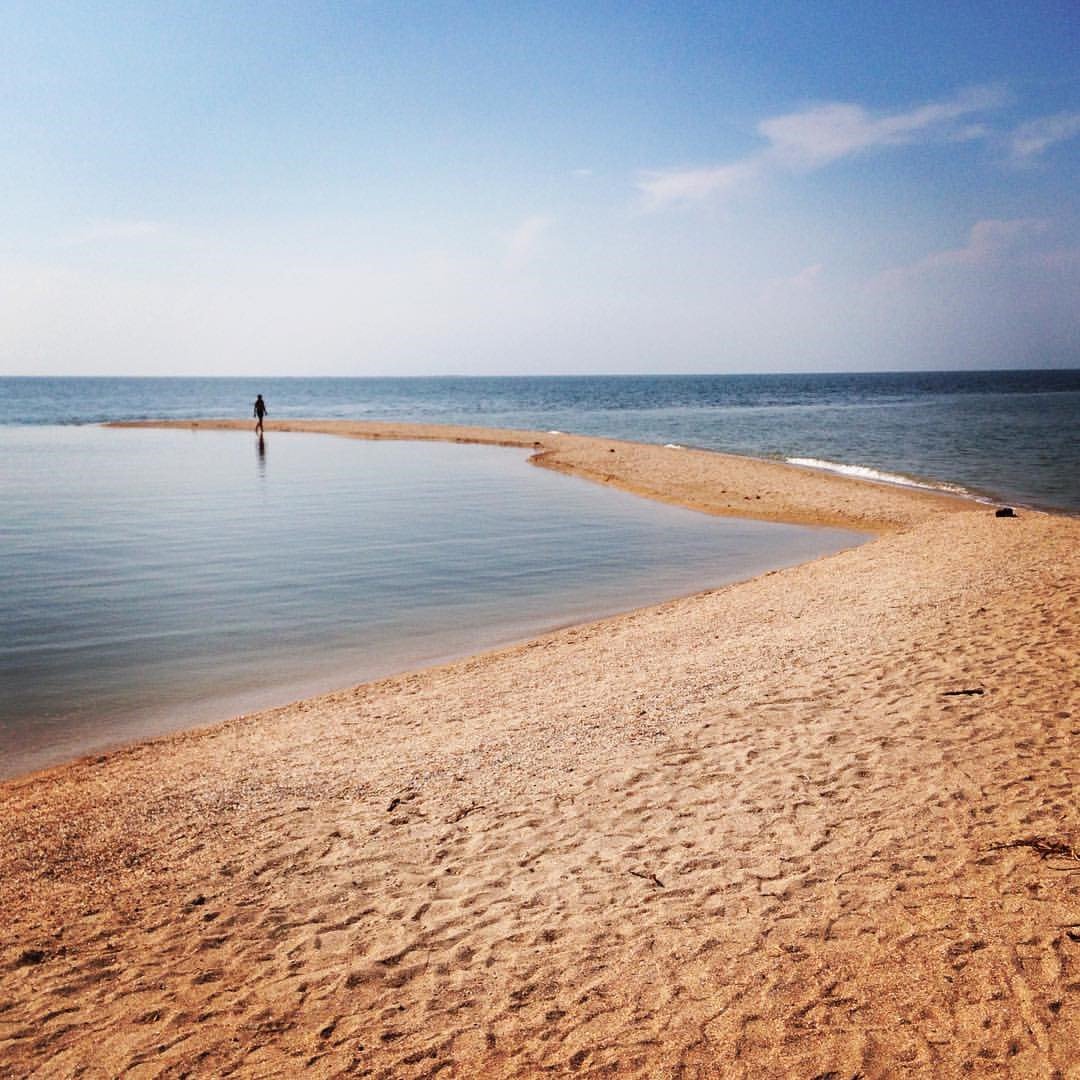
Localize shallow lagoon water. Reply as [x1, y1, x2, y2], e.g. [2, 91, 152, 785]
[0, 427, 863, 777]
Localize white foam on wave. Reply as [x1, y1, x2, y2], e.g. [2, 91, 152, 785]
[664, 443, 683, 449]
[785, 457, 971, 496]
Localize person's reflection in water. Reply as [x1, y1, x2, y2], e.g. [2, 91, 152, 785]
[256, 431, 267, 477]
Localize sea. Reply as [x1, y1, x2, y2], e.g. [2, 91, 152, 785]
[2, 371, 1077, 777]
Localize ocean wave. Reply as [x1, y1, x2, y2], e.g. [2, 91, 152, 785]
[785, 457, 972, 496]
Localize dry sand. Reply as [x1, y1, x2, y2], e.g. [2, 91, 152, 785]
[1, 421, 1077, 1079]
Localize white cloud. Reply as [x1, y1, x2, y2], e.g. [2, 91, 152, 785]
[951, 123, 993, 143]
[758, 85, 1004, 169]
[1009, 111, 1080, 161]
[636, 160, 759, 209]
[638, 86, 1005, 210]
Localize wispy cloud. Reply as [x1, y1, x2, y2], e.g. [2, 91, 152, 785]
[502, 215, 553, 270]
[873, 218, 1051, 290]
[1009, 111, 1080, 161]
[636, 161, 758, 209]
[923, 218, 1048, 267]
[759, 85, 1004, 169]
[638, 86, 1006, 209]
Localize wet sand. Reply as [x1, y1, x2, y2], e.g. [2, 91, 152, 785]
[1, 421, 1077, 1078]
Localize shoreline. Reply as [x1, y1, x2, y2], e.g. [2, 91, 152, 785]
[2, 422, 1077, 1077]
[108, 418, 973, 532]
[5, 422, 872, 782]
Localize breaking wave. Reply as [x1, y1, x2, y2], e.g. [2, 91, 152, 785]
[785, 457, 973, 497]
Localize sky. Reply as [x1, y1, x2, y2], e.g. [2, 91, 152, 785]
[0, 1, 1077, 376]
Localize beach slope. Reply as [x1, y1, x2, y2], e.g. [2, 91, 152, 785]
[1, 423, 1077, 1078]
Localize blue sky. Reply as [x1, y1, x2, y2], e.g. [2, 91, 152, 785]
[1, 1, 1077, 374]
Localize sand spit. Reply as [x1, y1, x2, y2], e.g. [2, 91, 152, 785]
[2, 423, 1077, 1078]
[108, 418, 968, 532]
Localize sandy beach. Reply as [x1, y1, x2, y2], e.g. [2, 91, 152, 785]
[1, 421, 1077, 1078]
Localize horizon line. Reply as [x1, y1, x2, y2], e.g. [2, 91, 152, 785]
[3, 366, 1079, 380]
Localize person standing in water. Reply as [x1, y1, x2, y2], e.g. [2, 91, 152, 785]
[253, 394, 267, 434]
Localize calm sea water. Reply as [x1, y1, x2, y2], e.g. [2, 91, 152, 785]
[3, 370, 1078, 510]
[0, 426, 862, 777]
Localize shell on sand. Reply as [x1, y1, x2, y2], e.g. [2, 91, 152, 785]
[1, 421, 1077, 1078]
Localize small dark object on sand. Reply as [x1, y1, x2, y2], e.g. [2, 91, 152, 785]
[988, 836, 1077, 861]
[943, 688, 985, 696]
[16, 948, 46, 967]
[995, 507, 1016, 518]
